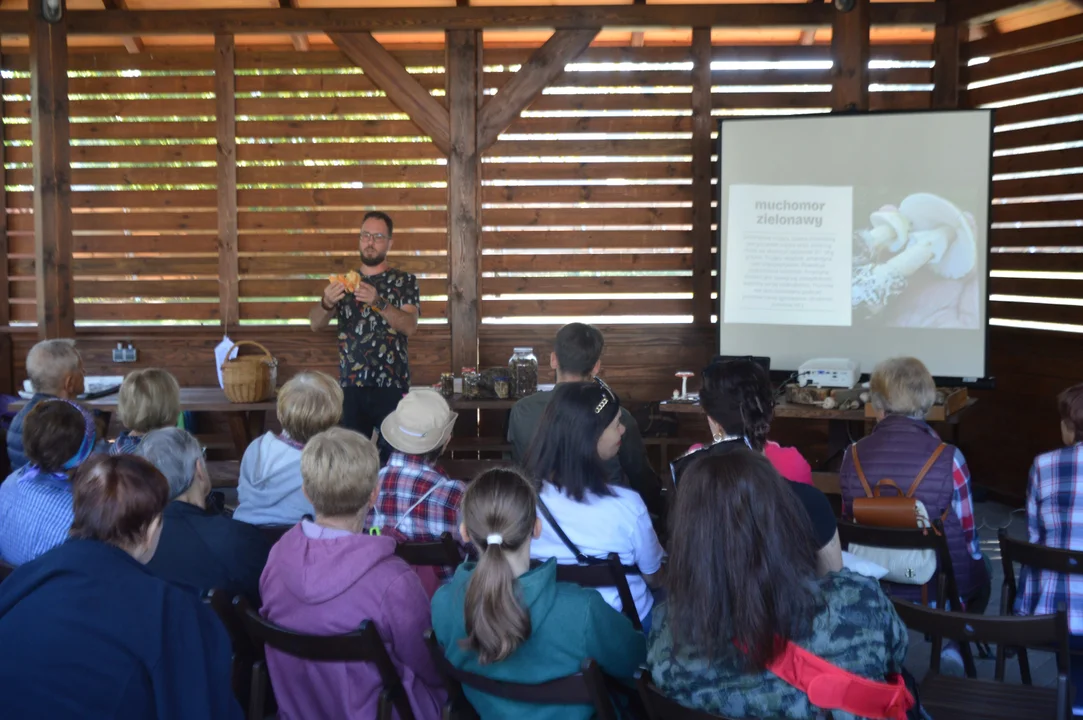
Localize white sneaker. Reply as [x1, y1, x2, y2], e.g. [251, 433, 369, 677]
[939, 646, 965, 677]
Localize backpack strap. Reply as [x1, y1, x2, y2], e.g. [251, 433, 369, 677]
[851, 445, 875, 498]
[537, 495, 640, 575]
[765, 640, 915, 720]
[906, 444, 948, 498]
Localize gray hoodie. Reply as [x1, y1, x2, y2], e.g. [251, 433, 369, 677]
[233, 432, 315, 526]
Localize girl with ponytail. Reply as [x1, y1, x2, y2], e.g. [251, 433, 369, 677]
[431, 467, 646, 720]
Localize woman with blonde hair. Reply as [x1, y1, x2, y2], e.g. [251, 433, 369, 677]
[431, 467, 645, 720]
[111, 368, 181, 455]
[234, 371, 343, 526]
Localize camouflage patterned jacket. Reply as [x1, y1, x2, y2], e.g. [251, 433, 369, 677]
[647, 569, 909, 720]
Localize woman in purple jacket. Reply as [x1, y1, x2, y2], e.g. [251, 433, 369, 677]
[259, 427, 446, 720]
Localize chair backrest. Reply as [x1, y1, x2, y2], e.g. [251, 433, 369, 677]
[549, 553, 643, 631]
[892, 598, 1071, 683]
[998, 528, 1083, 611]
[233, 596, 416, 720]
[635, 669, 738, 720]
[837, 519, 961, 608]
[423, 629, 618, 720]
[258, 524, 293, 545]
[0, 560, 14, 583]
[203, 589, 254, 711]
[395, 532, 463, 567]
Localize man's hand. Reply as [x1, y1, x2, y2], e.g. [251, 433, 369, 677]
[322, 281, 347, 309]
[353, 281, 378, 306]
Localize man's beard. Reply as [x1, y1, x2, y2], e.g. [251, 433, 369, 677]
[360, 250, 387, 267]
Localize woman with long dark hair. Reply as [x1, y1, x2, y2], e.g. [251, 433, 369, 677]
[431, 467, 645, 720]
[672, 358, 842, 574]
[526, 380, 666, 627]
[650, 449, 909, 719]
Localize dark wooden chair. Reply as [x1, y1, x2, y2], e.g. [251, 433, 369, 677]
[837, 518, 976, 676]
[0, 560, 14, 583]
[233, 596, 415, 720]
[891, 599, 1071, 720]
[424, 629, 619, 720]
[635, 669, 739, 720]
[395, 532, 463, 568]
[203, 589, 255, 713]
[997, 528, 1083, 684]
[257, 524, 293, 545]
[539, 553, 643, 631]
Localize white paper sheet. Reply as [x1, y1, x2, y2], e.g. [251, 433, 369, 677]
[214, 335, 236, 389]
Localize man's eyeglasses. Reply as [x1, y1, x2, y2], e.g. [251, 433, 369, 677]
[360, 231, 390, 243]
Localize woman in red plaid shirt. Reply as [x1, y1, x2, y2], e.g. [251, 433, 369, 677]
[371, 388, 466, 582]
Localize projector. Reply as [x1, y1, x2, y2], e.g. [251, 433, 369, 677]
[798, 358, 860, 389]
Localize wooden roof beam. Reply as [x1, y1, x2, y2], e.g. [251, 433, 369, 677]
[797, 0, 824, 46]
[949, 0, 1048, 24]
[0, 4, 944, 35]
[100, 0, 143, 54]
[477, 28, 598, 152]
[329, 32, 451, 155]
[278, 0, 309, 51]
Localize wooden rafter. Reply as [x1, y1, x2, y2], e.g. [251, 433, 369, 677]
[278, 0, 309, 51]
[329, 32, 451, 154]
[949, 0, 1047, 24]
[0, 4, 945, 35]
[476, 28, 599, 152]
[630, 31, 645, 47]
[797, 0, 823, 45]
[100, 0, 143, 54]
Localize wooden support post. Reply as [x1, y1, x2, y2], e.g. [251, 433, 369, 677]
[476, 28, 598, 152]
[932, 20, 963, 109]
[831, 0, 870, 110]
[690, 28, 714, 326]
[215, 34, 239, 330]
[446, 29, 482, 375]
[31, 0, 74, 339]
[0, 51, 10, 394]
[330, 32, 451, 155]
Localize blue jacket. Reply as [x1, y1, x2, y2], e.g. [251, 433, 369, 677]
[0, 539, 242, 720]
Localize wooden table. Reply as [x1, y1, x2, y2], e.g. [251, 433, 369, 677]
[11, 387, 275, 456]
[660, 398, 978, 468]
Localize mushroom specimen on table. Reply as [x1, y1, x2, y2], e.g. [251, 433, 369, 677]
[675, 371, 695, 399]
[852, 193, 977, 318]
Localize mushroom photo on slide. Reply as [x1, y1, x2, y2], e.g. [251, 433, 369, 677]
[851, 193, 981, 330]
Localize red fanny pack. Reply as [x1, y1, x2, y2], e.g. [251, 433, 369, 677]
[765, 641, 915, 720]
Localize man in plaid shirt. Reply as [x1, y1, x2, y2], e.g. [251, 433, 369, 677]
[371, 388, 466, 582]
[1016, 384, 1083, 634]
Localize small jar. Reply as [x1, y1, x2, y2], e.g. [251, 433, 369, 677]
[439, 372, 455, 398]
[461, 366, 480, 399]
[493, 375, 510, 400]
[508, 347, 538, 398]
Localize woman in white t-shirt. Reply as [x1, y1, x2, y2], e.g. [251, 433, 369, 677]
[526, 379, 666, 630]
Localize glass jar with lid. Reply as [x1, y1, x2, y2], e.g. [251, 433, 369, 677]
[461, 367, 480, 399]
[508, 347, 538, 398]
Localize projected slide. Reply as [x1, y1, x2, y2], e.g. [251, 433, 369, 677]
[716, 111, 992, 380]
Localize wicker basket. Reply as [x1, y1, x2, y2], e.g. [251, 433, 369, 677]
[221, 341, 278, 403]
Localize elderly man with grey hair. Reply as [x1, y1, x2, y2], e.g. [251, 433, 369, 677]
[6, 339, 92, 472]
[136, 427, 270, 603]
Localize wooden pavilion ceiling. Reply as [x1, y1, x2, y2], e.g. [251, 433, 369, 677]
[0, 0, 1077, 48]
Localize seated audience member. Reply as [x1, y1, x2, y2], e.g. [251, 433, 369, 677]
[0, 400, 96, 565]
[508, 323, 663, 514]
[373, 388, 465, 582]
[111, 368, 181, 455]
[528, 380, 665, 628]
[6, 339, 89, 471]
[671, 359, 842, 575]
[234, 370, 342, 526]
[137, 427, 270, 603]
[0, 455, 241, 719]
[840, 358, 990, 604]
[650, 450, 909, 720]
[261, 427, 444, 720]
[432, 467, 645, 720]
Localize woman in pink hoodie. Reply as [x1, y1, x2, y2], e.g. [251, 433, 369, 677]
[259, 427, 446, 720]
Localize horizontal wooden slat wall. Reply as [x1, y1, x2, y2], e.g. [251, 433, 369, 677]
[965, 15, 1083, 330]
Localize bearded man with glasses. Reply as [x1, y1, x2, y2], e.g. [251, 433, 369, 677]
[310, 211, 421, 449]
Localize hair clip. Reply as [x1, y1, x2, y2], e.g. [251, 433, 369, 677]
[594, 396, 609, 414]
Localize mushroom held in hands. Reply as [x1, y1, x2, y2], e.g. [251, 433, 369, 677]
[852, 193, 977, 317]
[858, 205, 910, 258]
[676, 371, 695, 399]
